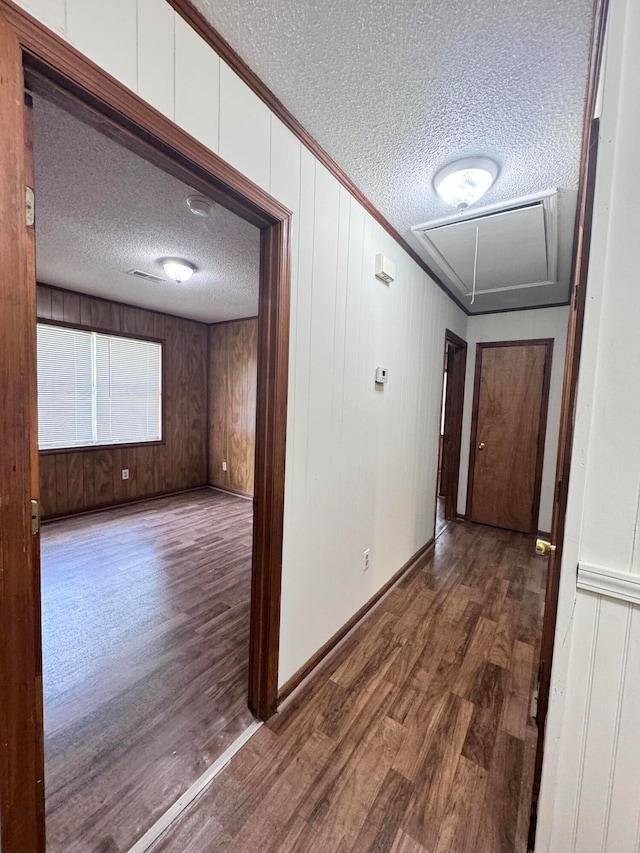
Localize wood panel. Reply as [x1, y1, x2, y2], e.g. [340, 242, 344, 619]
[37, 283, 208, 519]
[153, 520, 547, 853]
[468, 340, 552, 534]
[208, 317, 258, 496]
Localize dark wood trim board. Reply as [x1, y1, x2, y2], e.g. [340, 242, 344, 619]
[278, 536, 436, 705]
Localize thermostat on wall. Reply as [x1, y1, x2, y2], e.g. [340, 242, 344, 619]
[375, 254, 396, 284]
[375, 367, 388, 384]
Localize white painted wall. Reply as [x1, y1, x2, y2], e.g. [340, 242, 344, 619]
[15, 0, 467, 687]
[536, 0, 640, 848]
[457, 307, 569, 533]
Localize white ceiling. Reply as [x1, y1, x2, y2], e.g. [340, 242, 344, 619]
[33, 95, 260, 324]
[192, 0, 594, 313]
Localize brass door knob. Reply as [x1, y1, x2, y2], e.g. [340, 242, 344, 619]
[478, 442, 485, 450]
[536, 538, 557, 556]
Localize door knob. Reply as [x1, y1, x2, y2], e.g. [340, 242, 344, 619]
[535, 538, 556, 556]
[478, 442, 485, 450]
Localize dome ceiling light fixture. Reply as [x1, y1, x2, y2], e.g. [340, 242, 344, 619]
[161, 258, 197, 283]
[434, 157, 499, 212]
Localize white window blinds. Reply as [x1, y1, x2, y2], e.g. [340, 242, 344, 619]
[37, 324, 162, 450]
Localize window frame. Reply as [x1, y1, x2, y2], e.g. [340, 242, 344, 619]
[37, 318, 166, 455]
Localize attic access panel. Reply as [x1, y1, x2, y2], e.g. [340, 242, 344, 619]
[413, 194, 558, 300]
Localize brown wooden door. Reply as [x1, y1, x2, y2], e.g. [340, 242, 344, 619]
[0, 13, 46, 853]
[468, 340, 552, 534]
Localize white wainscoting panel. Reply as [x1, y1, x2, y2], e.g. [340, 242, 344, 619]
[578, 562, 640, 606]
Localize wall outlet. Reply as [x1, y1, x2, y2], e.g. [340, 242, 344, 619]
[363, 548, 371, 572]
[222, 461, 227, 472]
[122, 469, 129, 480]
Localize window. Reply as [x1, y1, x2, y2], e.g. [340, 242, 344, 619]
[37, 324, 162, 450]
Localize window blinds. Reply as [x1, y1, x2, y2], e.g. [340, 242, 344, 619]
[37, 324, 162, 450]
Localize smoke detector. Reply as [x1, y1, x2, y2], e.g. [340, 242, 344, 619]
[186, 195, 214, 217]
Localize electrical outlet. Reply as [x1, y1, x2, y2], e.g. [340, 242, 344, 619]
[222, 461, 227, 472]
[122, 469, 129, 480]
[363, 548, 370, 572]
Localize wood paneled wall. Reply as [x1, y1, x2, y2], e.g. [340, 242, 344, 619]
[208, 319, 257, 496]
[37, 284, 208, 519]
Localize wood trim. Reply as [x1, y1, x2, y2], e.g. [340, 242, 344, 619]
[529, 119, 604, 850]
[469, 299, 571, 317]
[208, 485, 253, 501]
[0, 4, 291, 846]
[576, 563, 640, 606]
[37, 316, 165, 344]
[0, 16, 45, 852]
[466, 339, 553, 534]
[165, 0, 469, 316]
[248, 218, 291, 719]
[528, 0, 610, 837]
[439, 329, 467, 523]
[278, 536, 436, 704]
[444, 329, 467, 349]
[40, 485, 207, 523]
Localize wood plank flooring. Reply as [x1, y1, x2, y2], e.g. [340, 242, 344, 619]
[153, 520, 546, 853]
[40, 488, 255, 853]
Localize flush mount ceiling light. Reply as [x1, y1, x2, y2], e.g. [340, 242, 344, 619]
[186, 194, 214, 217]
[434, 157, 499, 212]
[161, 258, 196, 283]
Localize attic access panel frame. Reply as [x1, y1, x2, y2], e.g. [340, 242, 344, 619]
[0, 2, 291, 850]
[412, 189, 558, 301]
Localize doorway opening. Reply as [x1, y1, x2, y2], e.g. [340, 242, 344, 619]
[31, 86, 266, 852]
[436, 329, 467, 536]
[0, 9, 291, 850]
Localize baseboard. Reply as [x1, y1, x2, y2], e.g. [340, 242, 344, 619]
[456, 512, 467, 522]
[277, 536, 436, 706]
[41, 485, 208, 523]
[207, 484, 253, 501]
[537, 529, 551, 540]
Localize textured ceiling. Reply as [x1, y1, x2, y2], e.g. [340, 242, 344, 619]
[33, 96, 260, 324]
[192, 0, 594, 312]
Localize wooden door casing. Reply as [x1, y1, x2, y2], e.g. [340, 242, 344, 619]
[0, 17, 45, 853]
[439, 330, 467, 522]
[467, 339, 553, 535]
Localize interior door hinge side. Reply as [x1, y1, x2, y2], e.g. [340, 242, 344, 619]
[26, 186, 35, 227]
[31, 499, 40, 535]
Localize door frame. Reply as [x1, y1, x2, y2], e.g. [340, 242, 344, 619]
[437, 329, 467, 524]
[0, 3, 291, 850]
[527, 0, 609, 844]
[466, 338, 553, 534]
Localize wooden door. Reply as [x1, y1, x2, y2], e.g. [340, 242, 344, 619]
[0, 13, 46, 853]
[468, 340, 552, 534]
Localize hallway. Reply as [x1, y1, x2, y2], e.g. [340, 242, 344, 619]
[153, 520, 546, 852]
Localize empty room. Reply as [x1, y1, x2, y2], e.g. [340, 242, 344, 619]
[31, 91, 262, 850]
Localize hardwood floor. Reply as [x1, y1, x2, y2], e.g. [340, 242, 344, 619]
[152, 520, 546, 853]
[40, 488, 255, 852]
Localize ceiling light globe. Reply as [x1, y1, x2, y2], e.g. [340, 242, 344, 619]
[162, 259, 196, 283]
[434, 157, 499, 211]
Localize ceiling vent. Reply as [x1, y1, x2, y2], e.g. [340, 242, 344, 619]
[126, 269, 165, 284]
[411, 190, 558, 301]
